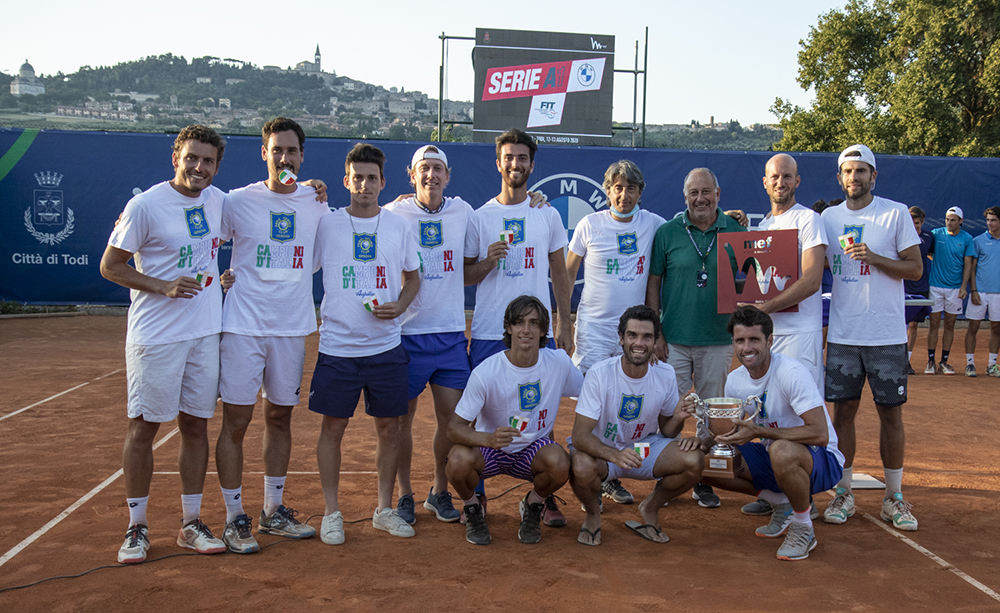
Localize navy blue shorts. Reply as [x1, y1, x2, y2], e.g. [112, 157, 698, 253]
[308, 344, 409, 419]
[738, 441, 843, 495]
[402, 331, 471, 399]
[470, 337, 556, 370]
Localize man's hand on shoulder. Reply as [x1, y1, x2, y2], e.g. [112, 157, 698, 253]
[299, 179, 328, 203]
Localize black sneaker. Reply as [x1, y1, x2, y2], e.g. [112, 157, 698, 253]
[601, 479, 634, 504]
[518, 494, 545, 544]
[463, 504, 491, 545]
[459, 492, 487, 525]
[692, 483, 721, 508]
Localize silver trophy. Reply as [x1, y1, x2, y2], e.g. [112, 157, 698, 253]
[692, 395, 762, 478]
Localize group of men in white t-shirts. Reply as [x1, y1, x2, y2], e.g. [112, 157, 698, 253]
[102, 118, 921, 565]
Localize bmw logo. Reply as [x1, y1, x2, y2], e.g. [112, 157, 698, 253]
[577, 63, 596, 86]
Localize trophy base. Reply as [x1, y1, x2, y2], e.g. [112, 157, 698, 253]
[702, 453, 746, 479]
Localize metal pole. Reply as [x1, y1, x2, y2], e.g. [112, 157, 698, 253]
[642, 26, 648, 148]
[632, 41, 638, 148]
[438, 32, 445, 142]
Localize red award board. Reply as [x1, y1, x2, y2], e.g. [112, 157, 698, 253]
[717, 228, 799, 313]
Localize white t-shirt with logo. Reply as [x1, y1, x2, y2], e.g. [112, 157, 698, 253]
[465, 197, 568, 340]
[758, 203, 829, 334]
[725, 352, 844, 466]
[221, 182, 330, 337]
[821, 196, 920, 345]
[383, 196, 472, 335]
[313, 207, 420, 358]
[109, 181, 223, 346]
[571, 356, 679, 450]
[455, 348, 583, 454]
[568, 209, 666, 324]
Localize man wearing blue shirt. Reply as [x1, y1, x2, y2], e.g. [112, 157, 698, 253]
[925, 206, 974, 375]
[905, 207, 934, 374]
[963, 207, 1000, 377]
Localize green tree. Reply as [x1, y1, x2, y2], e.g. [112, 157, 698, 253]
[772, 0, 1000, 157]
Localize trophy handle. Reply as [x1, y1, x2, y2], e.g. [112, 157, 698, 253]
[743, 395, 763, 422]
[687, 393, 705, 426]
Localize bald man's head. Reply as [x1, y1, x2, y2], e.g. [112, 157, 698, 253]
[763, 154, 800, 208]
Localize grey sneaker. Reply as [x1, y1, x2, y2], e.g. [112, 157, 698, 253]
[223, 514, 259, 554]
[601, 479, 634, 504]
[776, 522, 817, 561]
[518, 495, 545, 544]
[423, 488, 460, 522]
[397, 493, 416, 525]
[177, 519, 226, 554]
[692, 483, 721, 508]
[259, 505, 316, 539]
[463, 504, 490, 545]
[373, 507, 415, 538]
[988, 364, 1000, 378]
[741, 498, 772, 516]
[755, 502, 793, 538]
[966, 364, 977, 377]
[823, 487, 856, 524]
[117, 524, 149, 564]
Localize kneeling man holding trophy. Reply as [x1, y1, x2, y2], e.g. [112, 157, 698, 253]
[684, 306, 844, 560]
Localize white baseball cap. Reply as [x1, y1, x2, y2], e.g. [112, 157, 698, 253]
[946, 206, 964, 219]
[838, 144, 877, 172]
[410, 145, 449, 170]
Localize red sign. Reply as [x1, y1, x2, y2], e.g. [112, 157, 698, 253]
[717, 229, 799, 313]
[482, 61, 572, 101]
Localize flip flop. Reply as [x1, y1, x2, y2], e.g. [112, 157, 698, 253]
[577, 526, 601, 547]
[625, 520, 669, 543]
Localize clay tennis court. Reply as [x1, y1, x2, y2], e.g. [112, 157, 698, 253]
[1, 315, 997, 612]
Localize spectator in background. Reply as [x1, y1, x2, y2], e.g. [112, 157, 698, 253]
[905, 206, 935, 375]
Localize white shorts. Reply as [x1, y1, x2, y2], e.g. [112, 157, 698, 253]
[930, 286, 964, 315]
[604, 434, 675, 482]
[125, 334, 220, 423]
[572, 319, 621, 374]
[219, 333, 306, 407]
[966, 292, 1000, 322]
[772, 330, 824, 397]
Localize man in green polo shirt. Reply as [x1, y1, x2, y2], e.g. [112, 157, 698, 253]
[645, 167, 747, 508]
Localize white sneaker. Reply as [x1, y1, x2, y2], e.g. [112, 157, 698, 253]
[823, 487, 856, 525]
[372, 507, 415, 538]
[177, 519, 226, 554]
[117, 524, 149, 564]
[881, 492, 918, 531]
[321, 511, 345, 545]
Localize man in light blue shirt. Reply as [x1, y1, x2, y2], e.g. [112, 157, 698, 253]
[925, 206, 975, 375]
[963, 207, 1000, 377]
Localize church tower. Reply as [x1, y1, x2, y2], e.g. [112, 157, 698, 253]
[315, 45, 321, 72]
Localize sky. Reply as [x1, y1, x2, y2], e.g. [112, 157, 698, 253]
[1, 0, 847, 126]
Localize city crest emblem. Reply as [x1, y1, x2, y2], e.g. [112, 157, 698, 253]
[518, 380, 541, 412]
[420, 220, 443, 249]
[24, 171, 74, 245]
[842, 225, 864, 247]
[618, 394, 643, 423]
[503, 218, 526, 246]
[185, 206, 210, 239]
[270, 212, 295, 243]
[354, 233, 377, 263]
[617, 232, 638, 255]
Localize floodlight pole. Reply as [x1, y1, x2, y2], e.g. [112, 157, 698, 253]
[612, 27, 649, 147]
[439, 32, 476, 142]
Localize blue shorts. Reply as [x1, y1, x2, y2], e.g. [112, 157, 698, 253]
[738, 441, 843, 496]
[470, 337, 556, 370]
[401, 331, 471, 399]
[308, 344, 409, 419]
[905, 292, 930, 324]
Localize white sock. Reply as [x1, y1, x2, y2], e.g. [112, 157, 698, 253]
[463, 496, 479, 507]
[127, 496, 149, 527]
[263, 475, 286, 515]
[791, 509, 812, 526]
[884, 468, 903, 497]
[527, 490, 545, 505]
[967, 354, 975, 365]
[908, 350, 913, 360]
[181, 493, 202, 524]
[990, 353, 998, 367]
[221, 487, 244, 524]
[757, 489, 789, 505]
[838, 466, 853, 491]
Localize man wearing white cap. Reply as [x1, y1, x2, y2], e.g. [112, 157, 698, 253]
[820, 144, 922, 531]
[925, 206, 975, 375]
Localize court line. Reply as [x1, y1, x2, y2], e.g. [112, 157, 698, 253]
[153, 471, 377, 475]
[0, 427, 179, 569]
[0, 369, 123, 422]
[862, 512, 1000, 603]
